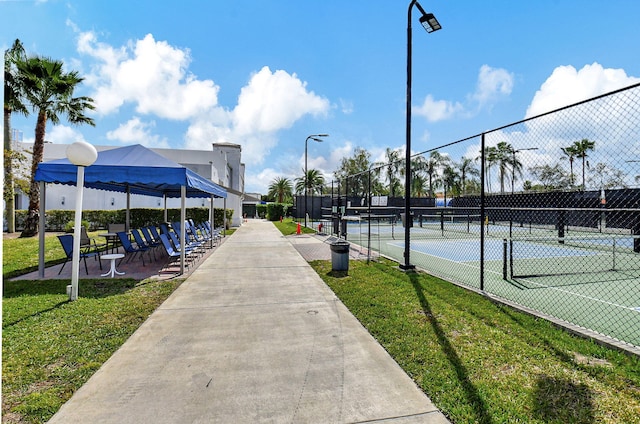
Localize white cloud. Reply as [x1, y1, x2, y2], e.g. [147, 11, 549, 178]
[106, 117, 169, 148]
[525, 62, 640, 118]
[46, 125, 87, 144]
[232, 66, 330, 135]
[472, 64, 514, 106]
[414, 65, 512, 122]
[414, 95, 464, 122]
[186, 66, 331, 166]
[71, 29, 332, 191]
[245, 167, 282, 194]
[78, 31, 220, 120]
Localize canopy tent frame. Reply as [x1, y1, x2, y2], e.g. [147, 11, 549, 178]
[35, 144, 227, 276]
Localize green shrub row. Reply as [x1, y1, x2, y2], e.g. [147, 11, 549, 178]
[265, 203, 293, 221]
[14, 207, 233, 232]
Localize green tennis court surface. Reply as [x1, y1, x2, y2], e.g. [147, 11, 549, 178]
[345, 221, 640, 348]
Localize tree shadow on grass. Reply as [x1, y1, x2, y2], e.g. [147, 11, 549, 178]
[408, 272, 495, 424]
[533, 375, 595, 423]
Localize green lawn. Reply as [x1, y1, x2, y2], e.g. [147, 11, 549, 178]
[272, 217, 316, 236]
[311, 258, 640, 424]
[5, 229, 640, 423]
[2, 233, 182, 423]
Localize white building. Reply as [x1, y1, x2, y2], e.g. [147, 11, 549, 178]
[13, 142, 245, 227]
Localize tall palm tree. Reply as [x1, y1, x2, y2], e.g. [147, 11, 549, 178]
[495, 141, 514, 194]
[4, 39, 28, 233]
[441, 165, 460, 203]
[295, 168, 325, 195]
[561, 144, 578, 187]
[571, 138, 596, 190]
[478, 146, 497, 193]
[457, 156, 479, 195]
[19, 56, 96, 237]
[267, 176, 293, 203]
[411, 173, 428, 198]
[425, 151, 448, 198]
[296, 169, 325, 221]
[377, 147, 402, 198]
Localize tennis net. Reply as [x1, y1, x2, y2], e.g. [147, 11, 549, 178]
[508, 234, 640, 280]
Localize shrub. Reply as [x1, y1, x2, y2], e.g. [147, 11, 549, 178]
[256, 204, 267, 219]
[266, 203, 288, 221]
[64, 220, 90, 233]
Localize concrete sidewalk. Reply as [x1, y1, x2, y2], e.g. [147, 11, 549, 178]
[48, 220, 449, 423]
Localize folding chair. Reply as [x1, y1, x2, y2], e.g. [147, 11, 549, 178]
[57, 234, 102, 275]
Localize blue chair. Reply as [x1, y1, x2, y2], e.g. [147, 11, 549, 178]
[57, 234, 102, 275]
[132, 229, 157, 261]
[159, 222, 171, 235]
[149, 225, 162, 242]
[117, 231, 149, 266]
[167, 230, 199, 257]
[159, 233, 194, 272]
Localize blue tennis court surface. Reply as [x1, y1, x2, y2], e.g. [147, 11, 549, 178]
[388, 239, 504, 262]
[388, 238, 611, 263]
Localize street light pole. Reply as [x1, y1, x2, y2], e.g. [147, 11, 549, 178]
[304, 134, 328, 229]
[401, 0, 441, 271]
[511, 147, 538, 194]
[66, 141, 98, 301]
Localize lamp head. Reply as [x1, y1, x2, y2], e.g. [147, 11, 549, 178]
[419, 13, 442, 33]
[66, 141, 98, 167]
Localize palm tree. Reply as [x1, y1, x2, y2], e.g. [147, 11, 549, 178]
[561, 144, 578, 187]
[411, 173, 428, 198]
[295, 168, 326, 195]
[425, 151, 449, 198]
[571, 138, 596, 190]
[268, 177, 293, 203]
[296, 169, 325, 222]
[495, 141, 514, 194]
[19, 56, 96, 237]
[4, 39, 28, 233]
[457, 156, 479, 195]
[478, 146, 497, 193]
[376, 147, 402, 198]
[441, 165, 460, 203]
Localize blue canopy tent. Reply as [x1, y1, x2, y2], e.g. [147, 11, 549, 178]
[35, 144, 227, 276]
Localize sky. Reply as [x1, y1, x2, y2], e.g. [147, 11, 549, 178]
[3, 0, 640, 194]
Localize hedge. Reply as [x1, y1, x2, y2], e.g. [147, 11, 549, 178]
[14, 207, 233, 232]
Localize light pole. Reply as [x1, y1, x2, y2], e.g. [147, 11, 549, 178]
[66, 141, 98, 301]
[511, 147, 538, 194]
[305, 134, 328, 228]
[402, 1, 441, 271]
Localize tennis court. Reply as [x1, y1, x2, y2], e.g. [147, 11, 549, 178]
[343, 217, 640, 347]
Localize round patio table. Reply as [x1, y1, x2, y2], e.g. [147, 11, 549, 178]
[100, 253, 126, 278]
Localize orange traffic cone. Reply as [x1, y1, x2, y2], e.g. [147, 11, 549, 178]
[296, 222, 301, 235]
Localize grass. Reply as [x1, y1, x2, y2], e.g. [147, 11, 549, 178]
[2, 233, 183, 423]
[272, 217, 316, 236]
[310, 258, 640, 424]
[3, 232, 67, 279]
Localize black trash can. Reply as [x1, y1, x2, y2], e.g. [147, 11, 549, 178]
[330, 240, 350, 272]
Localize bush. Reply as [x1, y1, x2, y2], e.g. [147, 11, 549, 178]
[64, 220, 90, 233]
[266, 203, 289, 221]
[256, 204, 267, 219]
[14, 207, 233, 231]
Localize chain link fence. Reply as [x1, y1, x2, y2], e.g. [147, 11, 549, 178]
[321, 83, 640, 351]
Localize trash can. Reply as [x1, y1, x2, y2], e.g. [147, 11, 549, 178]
[330, 240, 350, 272]
[400, 212, 413, 228]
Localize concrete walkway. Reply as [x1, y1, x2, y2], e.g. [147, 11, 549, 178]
[48, 220, 449, 424]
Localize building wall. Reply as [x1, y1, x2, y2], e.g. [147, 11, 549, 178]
[14, 142, 246, 227]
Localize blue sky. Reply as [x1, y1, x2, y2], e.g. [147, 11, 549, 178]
[3, 0, 640, 193]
